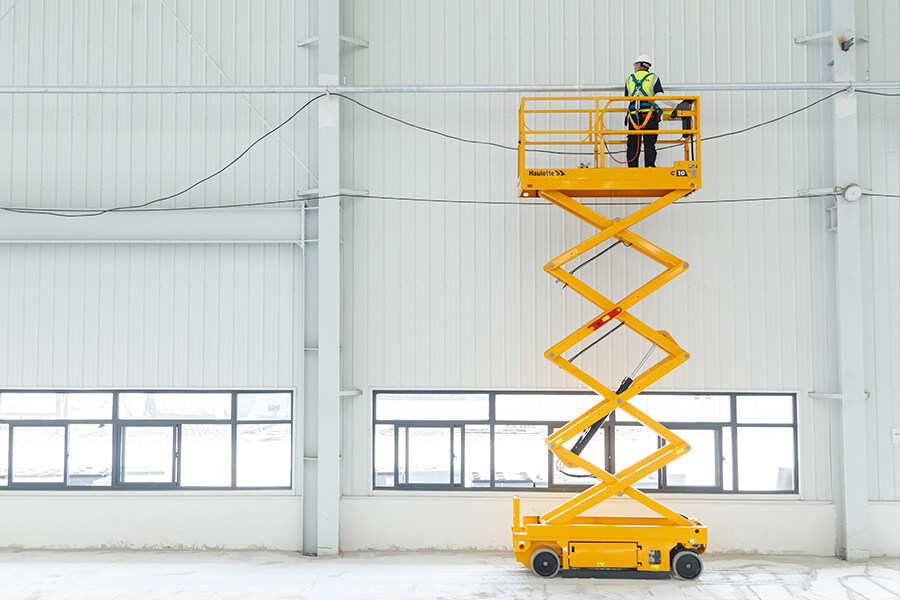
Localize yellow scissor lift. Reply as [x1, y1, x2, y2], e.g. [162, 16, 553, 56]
[512, 96, 707, 580]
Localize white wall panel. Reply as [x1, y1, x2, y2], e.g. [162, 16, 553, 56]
[0, 0, 314, 209]
[0, 494, 303, 550]
[340, 0, 841, 502]
[858, 0, 900, 503]
[0, 243, 297, 388]
[341, 496, 840, 556]
[860, 195, 900, 502]
[0, 0, 896, 552]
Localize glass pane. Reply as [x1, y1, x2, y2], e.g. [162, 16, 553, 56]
[181, 425, 232, 487]
[237, 393, 291, 421]
[121, 427, 174, 483]
[118, 393, 231, 420]
[453, 426, 462, 485]
[495, 394, 599, 422]
[554, 426, 606, 485]
[464, 425, 490, 487]
[722, 427, 734, 491]
[737, 396, 793, 424]
[494, 424, 548, 488]
[375, 393, 488, 421]
[665, 430, 716, 487]
[614, 425, 659, 489]
[622, 394, 731, 424]
[374, 424, 395, 487]
[12, 426, 65, 483]
[68, 424, 112, 487]
[236, 424, 291, 487]
[0, 393, 112, 420]
[737, 427, 795, 491]
[0, 424, 8, 486]
[401, 427, 451, 485]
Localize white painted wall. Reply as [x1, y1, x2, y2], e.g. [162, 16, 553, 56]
[0, 493, 302, 550]
[0, 243, 305, 550]
[857, 0, 900, 505]
[0, 0, 315, 210]
[0, 0, 311, 551]
[342, 495, 900, 557]
[339, 0, 900, 557]
[0, 0, 897, 555]
[340, 495, 839, 556]
[0, 244, 298, 388]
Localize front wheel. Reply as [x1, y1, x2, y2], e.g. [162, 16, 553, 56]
[671, 550, 703, 580]
[530, 548, 561, 578]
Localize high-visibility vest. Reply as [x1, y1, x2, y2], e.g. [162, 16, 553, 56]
[626, 71, 660, 117]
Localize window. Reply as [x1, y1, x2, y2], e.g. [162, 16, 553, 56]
[0, 391, 293, 490]
[373, 391, 798, 493]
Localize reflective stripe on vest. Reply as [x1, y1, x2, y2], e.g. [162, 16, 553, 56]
[627, 71, 658, 114]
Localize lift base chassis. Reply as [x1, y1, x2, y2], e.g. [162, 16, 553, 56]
[513, 513, 707, 577]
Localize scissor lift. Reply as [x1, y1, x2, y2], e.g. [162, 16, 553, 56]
[512, 96, 707, 580]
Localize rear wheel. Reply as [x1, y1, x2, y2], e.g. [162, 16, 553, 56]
[530, 548, 561, 578]
[672, 550, 703, 580]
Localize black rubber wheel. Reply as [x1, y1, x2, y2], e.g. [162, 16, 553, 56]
[672, 550, 703, 580]
[530, 548, 561, 578]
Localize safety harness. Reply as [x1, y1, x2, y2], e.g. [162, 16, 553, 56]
[627, 71, 660, 130]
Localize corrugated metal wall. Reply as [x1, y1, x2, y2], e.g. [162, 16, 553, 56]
[0, 0, 896, 508]
[0, 0, 314, 208]
[858, 0, 900, 502]
[0, 243, 298, 388]
[341, 0, 823, 390]
[0, 0, 310, 391]
[340, 0, 848, 500]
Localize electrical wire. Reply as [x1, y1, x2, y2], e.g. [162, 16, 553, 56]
[704, 86, 850, 141]
[0, 192, 846, 218]
[592, 108, 650, 165]
[555, 458, 597, 479]
[118, 93, 327, 212]
[0, 87, 880, 218]
[0, 94, 326, 218]
[0, 195, 343, 217]
[568, 321, 626, 364]
[332, 93, 517, 151]
[337, 87, 853, 155]
[857, 89, 900, 97]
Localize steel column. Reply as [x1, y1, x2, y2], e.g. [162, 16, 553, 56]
[314, 0, 342, 558]
[831, 0, 869, 562]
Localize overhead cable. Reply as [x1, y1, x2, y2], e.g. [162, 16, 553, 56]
[0, 88, 877, 217]
[856, 89, 900, 97]
[2, 192, 849, 218]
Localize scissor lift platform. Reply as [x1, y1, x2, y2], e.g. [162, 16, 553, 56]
[517, 95, 700, 198]
[519, 161, 699, 198]
[513, 96, 707, 580]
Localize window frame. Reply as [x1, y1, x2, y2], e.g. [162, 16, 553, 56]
[391, 424, 464, 489]
[372, 390, 799, 494]
[0, 389, 293, 491]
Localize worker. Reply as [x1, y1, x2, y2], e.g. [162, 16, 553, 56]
[624, 54, 664, 168]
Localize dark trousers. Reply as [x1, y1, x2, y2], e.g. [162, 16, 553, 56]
[626, 113, 659, 168]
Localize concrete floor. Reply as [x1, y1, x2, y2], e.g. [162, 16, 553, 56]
[0, 550, 898, 600]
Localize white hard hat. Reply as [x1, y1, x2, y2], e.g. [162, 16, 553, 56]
[634, 54, 652, 67]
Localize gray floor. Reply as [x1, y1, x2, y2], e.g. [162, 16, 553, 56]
[0, 549, 898, 600]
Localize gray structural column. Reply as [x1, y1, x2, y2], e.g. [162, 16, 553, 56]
[831, 0, 869, 561]
[315, 0, 342, 556]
